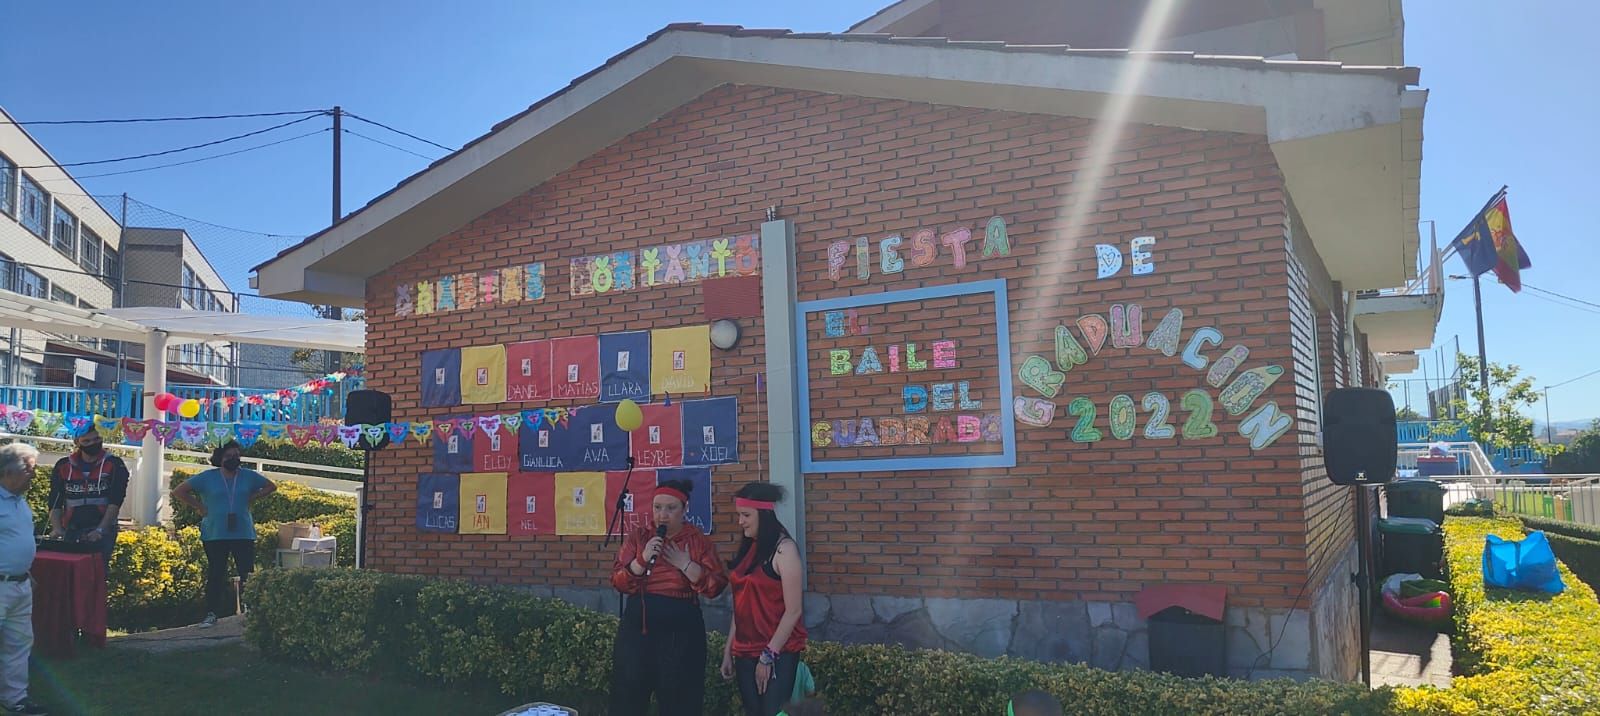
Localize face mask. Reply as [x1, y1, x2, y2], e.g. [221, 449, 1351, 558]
[222, 457, 241, 471]
[80, 443, 103, 457]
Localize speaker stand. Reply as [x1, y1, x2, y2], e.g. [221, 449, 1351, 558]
[357, 449, 372, 569]
[1353, 484, 1373, 686]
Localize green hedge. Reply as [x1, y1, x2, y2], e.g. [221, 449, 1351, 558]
[245, 569, 1394, 716]
[1393, 517, 1600, 714]
[107, 526, 206, 629]
[1517, 515, 1600, 542]
[241, 441, 365, 481]
[170, 468, 354, 529]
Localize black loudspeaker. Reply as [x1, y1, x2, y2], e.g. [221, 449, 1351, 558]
[343, 389, 392, 451]
[1322, 387, 1397, 485]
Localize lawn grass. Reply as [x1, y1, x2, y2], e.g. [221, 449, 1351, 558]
[29, 644, 529, 716]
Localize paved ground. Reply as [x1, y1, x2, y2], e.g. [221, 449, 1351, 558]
[1369, 609, 1452, 689]
[109, 614, 246, 654]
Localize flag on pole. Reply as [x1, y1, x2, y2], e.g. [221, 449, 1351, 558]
[1449, 188, 1532, 292]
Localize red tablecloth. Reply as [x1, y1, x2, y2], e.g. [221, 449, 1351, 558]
[30, 552, 107, 658]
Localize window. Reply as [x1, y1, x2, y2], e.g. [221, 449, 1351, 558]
[16, 267, 46, 299]
[50, 285, 77, 306]
[0, 153, 15, 217]
[80, 228, 102, 274]
[18, 173, 47, 237]
[102, 248, 120, 286]
[0, 254, 13, 293]
[51, 202, 77, 258]
[181, 264, 197, 307]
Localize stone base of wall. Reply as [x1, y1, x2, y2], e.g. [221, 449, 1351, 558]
[522, 583, 1342, 681]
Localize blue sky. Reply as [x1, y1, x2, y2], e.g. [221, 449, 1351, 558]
[2, 1, 1595, 421]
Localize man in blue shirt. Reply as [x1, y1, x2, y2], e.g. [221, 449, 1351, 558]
[0, 442, 48, 714]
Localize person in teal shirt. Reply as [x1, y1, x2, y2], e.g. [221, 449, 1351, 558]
[171, 441, 276, 627]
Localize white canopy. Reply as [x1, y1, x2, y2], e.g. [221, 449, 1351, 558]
[101, 306, 364, 353]
[0, 291, 363, 352]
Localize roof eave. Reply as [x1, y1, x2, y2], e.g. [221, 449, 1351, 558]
[254, 27, 1420, 305]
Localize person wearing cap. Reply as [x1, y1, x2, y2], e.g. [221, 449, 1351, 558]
[721, 482, 806, 716]
[48, 428, 130, 568]
[607, 478, 727, 716]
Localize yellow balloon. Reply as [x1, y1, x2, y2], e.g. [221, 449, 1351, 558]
[178, 399, 201, 419]
[615, 399, 643, 433]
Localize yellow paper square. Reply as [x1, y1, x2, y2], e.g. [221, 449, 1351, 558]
[459, 345, 508, 404]
[555, 472, 607, 536]
[650, 325, 711, 395]
[457, 472, 508, 535]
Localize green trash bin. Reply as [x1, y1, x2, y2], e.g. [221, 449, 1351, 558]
[1387, 479, 1446, 524]
[1379, 517, 1444, 579]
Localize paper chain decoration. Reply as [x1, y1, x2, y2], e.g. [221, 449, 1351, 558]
[0, 400, 597, 451]
[161, 367, 365, 411]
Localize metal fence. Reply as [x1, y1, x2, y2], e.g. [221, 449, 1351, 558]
[1433, 475, 1600, 527]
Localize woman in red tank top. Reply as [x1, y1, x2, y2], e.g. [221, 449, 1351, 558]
[719, 482, 806, 716]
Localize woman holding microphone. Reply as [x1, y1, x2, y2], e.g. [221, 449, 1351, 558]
[608, 479, 727, 716]
[721, 482, 807, 716]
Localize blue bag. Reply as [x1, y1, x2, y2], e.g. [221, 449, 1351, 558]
[1482, 530, 1566, 594]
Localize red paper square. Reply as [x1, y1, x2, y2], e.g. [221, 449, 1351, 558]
[606, 470, 657, 536]
[506, 340, 552, 402]
[550, 336, 601, 400]
[701, 275, 764, 320]
[507, 472, 557, 536]
[633, 403, 684, 469]
[471, 425, 517, 473]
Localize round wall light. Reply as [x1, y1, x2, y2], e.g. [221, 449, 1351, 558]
[710, 319, 741, 350]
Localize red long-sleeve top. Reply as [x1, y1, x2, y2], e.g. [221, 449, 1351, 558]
[610, 523, 728, 600]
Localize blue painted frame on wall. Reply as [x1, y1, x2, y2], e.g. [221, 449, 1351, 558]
[795, 278, 1017, 473]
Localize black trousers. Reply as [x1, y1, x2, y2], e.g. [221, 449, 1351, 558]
[609, 594, 706, 716]
[735, 652, 800, 716]
[202, 539, 255, 616]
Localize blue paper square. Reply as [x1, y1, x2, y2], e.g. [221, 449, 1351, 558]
[432, 418, 474, 473]
[518, 413, 578, 472]
[599, 331, 651, 403]
[567, 403, 630, 470]
[681, 397, 739, 465]
[656, 467, 712, 535]
[420, 349, 462, 407]
[417, 473, 460, 533]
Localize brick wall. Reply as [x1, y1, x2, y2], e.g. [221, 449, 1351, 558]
[365, 84, 1335, 610]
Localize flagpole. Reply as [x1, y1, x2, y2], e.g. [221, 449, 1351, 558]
[1472, 275, 1490, 426]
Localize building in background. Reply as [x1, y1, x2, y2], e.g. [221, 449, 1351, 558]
[120, 227, 237, 385]
[1, 104, 247, 390]
[0, 106, 125, 388]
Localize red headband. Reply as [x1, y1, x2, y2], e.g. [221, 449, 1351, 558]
[736, 497, 776, 511]
[657, 487, 690, 505]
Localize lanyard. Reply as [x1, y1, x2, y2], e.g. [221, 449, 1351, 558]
[221, 470, 241, 512]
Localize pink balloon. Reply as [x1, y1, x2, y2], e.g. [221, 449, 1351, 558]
[154, 393, 177, 412]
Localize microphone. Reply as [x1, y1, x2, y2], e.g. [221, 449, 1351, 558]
[644, 524, 668, 575]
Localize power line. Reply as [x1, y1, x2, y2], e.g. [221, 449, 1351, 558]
[17, 113, 328, 169]
[1523, 283, 1600, 312]
[342, 128, 438, 161]
[343, 112, 453, 152]
[41, 128, 330, 180]
[1549, 366, 1600, 391]
[1522, 289, 1600, 317]
[3, 109, 327, 126]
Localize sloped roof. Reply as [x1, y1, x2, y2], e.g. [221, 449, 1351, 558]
[253, 23, 1424, 300]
